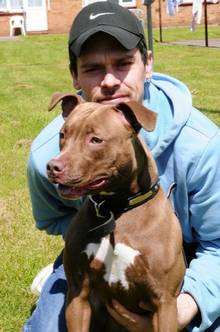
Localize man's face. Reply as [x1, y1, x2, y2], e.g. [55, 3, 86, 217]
[72, 34, 148, 105]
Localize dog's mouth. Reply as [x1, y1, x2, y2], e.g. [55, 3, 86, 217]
[58, 178, 108, 199]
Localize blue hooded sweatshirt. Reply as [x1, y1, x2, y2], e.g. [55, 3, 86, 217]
[27, 73, 220, 331]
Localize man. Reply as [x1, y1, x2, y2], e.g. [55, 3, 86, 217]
[24, 1, 220, 331]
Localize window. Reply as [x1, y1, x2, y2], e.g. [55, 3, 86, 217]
[83, 0, 137, 7]
[11, 0, 23, 9]
[83, 0, 107, 6]
[119, 0, 136, 7]
[0, 0, 23, 11]
[28, 0, 42, 6]
[0, 0, 7, 9]
[179, 0, 219, 4]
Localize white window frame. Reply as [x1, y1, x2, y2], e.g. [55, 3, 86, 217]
[0, 0, 23, 12]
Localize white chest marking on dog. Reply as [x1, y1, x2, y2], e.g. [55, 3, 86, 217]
[84, 238, 140, 289]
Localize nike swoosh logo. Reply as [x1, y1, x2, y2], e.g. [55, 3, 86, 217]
[89, 12, 115, 20]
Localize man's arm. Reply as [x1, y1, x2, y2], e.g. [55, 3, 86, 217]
[107, 131, 220, 331]
[180, 131, 220, 331]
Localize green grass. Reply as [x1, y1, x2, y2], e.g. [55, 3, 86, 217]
[0, 28, 219, 331]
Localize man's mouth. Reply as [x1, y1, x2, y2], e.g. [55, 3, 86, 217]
[97, 95, 130, 105]
[58, 178, 108, 199]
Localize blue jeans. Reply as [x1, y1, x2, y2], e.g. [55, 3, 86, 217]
[23, 253, 67, 332]
[23, 254, 220, 332]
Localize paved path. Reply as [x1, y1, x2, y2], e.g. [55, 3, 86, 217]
[166, 39, 220, 48]
[0, 36, 20, 41]
[1, 36, 219, 48]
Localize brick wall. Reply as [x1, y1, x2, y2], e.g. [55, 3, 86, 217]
[0, 14, 10, 35]
[47, 0, 82, 34]
[46, 0, 219, 33]
[0, 0, 219, 37]
[140, 0, 220, 27]
[0, 12, 24, 36]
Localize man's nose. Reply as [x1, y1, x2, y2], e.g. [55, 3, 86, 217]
[100, 72, 120, 89]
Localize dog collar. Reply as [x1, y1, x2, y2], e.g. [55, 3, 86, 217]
[87, 209, 116, 241]
[87, 180, 160, 241]
[125, 180, 160, 211]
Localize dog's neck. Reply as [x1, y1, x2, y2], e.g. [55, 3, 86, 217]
[87, 135, 160, 241]
[93, 134, 158, 202]
[130, 136, 157, 194]
[87, 179, 160, 242]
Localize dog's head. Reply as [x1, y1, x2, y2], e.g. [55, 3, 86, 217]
[47, 92, 157, 199]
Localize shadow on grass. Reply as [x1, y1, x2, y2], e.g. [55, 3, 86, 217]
[200, 108, 220, 126]
[200, 108, 220, 115]
[30, 303, 37, 315]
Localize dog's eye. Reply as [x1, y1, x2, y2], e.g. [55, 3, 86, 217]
[60, 132, 65, 140]
[90, 136, 103, 144]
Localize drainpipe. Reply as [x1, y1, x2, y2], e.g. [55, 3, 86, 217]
[143, 0, 155, 54]
[204, 0, 208, 47]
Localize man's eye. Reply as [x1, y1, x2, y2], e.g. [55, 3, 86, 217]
[84, 67, 100, 73]
[90, 136, 103, 144]
[118, 61, 133, 68]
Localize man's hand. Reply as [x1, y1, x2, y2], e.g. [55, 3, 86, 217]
[107, 293, 199, 332]
[106, 300, 153, 332]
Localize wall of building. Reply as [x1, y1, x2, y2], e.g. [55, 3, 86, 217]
[0, 0, 219, 37]
[148, 0, 220, 28]
[0, 13, 10, 36]
[47, 0, 82, 34]
[0, 12, 24, 36]
[46, 0, 219, 33]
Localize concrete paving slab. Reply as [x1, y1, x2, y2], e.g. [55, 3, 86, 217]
[0, 36, 21, 41]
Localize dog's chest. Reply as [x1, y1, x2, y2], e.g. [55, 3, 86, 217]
[84, 237, 140, 290]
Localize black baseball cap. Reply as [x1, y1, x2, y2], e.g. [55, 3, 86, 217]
[68, 1, 146, 57]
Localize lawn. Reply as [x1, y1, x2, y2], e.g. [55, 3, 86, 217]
[0, 27, 219, 331]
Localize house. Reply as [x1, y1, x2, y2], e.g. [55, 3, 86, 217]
[0, 0, 219, 37]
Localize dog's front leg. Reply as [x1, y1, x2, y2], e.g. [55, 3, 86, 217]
[152, 297, 178, 332]
[65, 274, 91, 332]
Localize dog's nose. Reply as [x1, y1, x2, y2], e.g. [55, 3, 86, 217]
[47, 159, 64, 174]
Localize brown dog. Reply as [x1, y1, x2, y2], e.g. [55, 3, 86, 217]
[47, 92, 185, 332]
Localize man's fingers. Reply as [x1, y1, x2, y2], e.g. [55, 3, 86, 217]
[106, 303, 133, 327]
[111, 300, 137, 322]
[139, 301, 152, 311]
[112, 300, 130, 314]
[107, 300, 153, 332]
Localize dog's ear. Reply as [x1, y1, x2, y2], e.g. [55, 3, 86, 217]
[116, 101, 157, 132]
[48, 92, 83, 119]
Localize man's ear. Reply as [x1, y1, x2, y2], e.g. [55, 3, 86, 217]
[71, 71, 81, 90]
[116, 101, 157, 133]
[48, 92, 82, 119]
[145, 50, 153, 80]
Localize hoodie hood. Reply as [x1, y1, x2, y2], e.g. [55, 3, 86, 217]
[142, 73, 192, 158]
